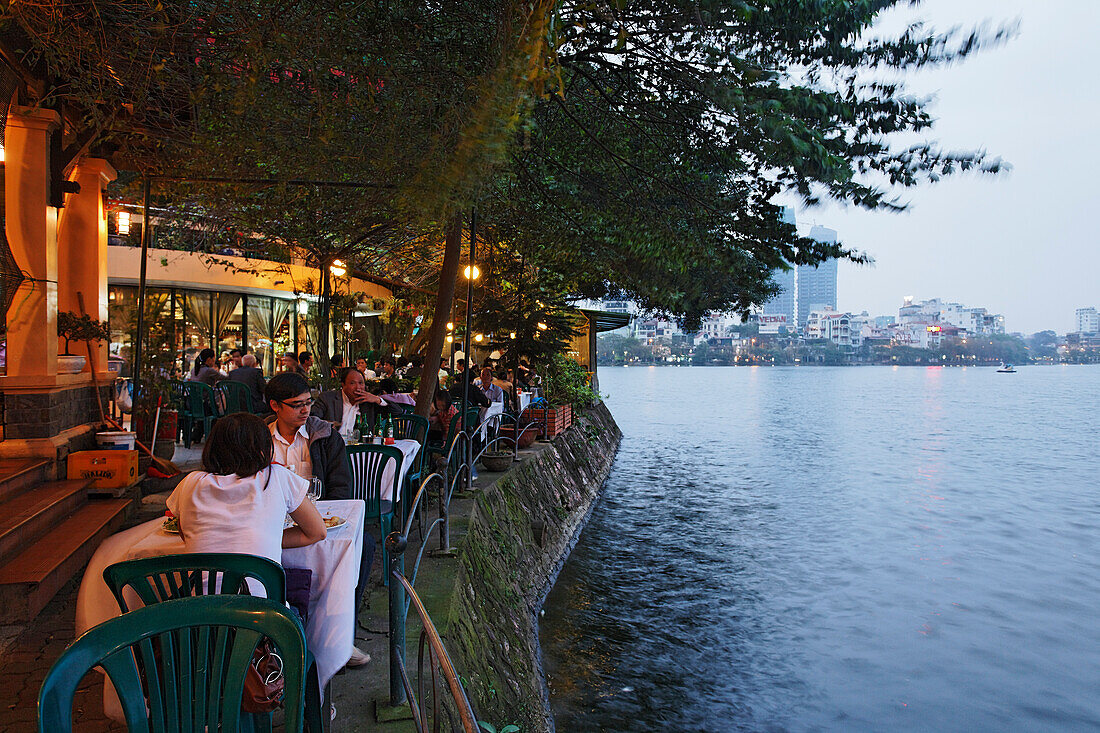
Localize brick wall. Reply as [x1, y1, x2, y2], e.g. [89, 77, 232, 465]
[2, 384, 111, 440]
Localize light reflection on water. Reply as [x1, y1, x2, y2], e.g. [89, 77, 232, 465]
[540, 365, 1100, 732]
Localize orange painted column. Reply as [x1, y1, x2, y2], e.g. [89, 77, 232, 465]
[57, 158, 116, 376]
[4, 105, 60, 381]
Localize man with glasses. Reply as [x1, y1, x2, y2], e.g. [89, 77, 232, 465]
[264, 373, 352, 499]
[264, 373, 372, 667]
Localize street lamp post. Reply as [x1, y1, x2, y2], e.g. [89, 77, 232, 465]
[461, 209, 478, 492]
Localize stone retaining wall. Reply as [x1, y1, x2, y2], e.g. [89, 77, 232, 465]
[446, 401, 621, 732]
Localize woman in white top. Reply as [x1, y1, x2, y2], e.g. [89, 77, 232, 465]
[167, 412, 327, 564]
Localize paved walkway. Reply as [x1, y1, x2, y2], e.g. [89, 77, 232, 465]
[0, 439, 542, 731]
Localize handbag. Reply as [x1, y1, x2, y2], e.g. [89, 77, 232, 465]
[241, 638, 285, 713]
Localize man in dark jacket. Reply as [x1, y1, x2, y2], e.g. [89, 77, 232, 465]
[228, 353, 267, 413]
[448, 358, 489, 410]
[264, 372, 352, 498]
[311, 367, 401, 436]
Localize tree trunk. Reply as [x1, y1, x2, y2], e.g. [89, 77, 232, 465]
[318, 264, 331, 365]
[414, 217, 463, 417]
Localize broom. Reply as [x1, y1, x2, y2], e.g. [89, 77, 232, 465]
[77, 292, 181, 477]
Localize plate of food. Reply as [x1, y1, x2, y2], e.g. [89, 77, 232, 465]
[323, 515, 346, 530]
[162, 516, 180, 534]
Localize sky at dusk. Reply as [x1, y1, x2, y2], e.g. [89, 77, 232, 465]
[785, 0, 1098, 335]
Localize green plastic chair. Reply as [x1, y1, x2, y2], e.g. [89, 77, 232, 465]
[102, 553, 286, 613]
[217, 380, 255, 415]
[426, 407, 467, 481]
[38, 595, 307, 733]
[390, 414, 429, 486]
[346, 443, 403, 584]
[180, 382, 222, 448]
[102, 553, 327, 733]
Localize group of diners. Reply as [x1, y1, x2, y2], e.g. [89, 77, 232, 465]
[167, 370, 397, 669]
[163, 348, 534, 660]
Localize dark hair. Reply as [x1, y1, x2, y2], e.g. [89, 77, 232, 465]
[339, 366, 363, 385]
[229, 348, 242, 357]
[194, 348, 216, 375]
[411, 355, 424, 368]
[456, 358, 466, 368]
[376, 378, 398, 394]
[330, 354, 345, 368]
[202, 413, 273, 478]
[396, 356, 408, 369]
[381, 356, 396, 368]
[433, 389, 451, 407]
[265, 372, 311, 407]
[298, 351, 312, 363]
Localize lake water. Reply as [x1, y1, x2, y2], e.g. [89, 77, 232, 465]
[540, 365, 1100, 731]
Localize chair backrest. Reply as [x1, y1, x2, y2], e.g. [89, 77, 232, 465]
[463, 407, 481, 435]
[216, 380, 252, 415]
[103, 553, 286, 613]
[168, 380, 188, 411]
[184, 381, 220, 417]
[39, 595, 306, 733]
[345, 444, 403, 515]
[390, 414, 429, 444]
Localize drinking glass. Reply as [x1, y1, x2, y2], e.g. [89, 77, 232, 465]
[308, 477, 323, 504]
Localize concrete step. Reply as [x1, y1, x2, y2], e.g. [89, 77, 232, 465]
[0, 480, 91, 566]
[0, 499, 131, 623]
[0, 458, 50, 504]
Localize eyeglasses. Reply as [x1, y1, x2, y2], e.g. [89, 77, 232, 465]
[280, 398, 314, 410]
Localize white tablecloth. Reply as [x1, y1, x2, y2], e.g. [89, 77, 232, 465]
[517, 392, 532, 413]
[479, 401, 504, 442]
[75, 499, 365, 719]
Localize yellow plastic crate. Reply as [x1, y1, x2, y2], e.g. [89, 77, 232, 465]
[67, 449, 139, 489]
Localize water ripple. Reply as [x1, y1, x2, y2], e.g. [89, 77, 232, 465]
[541, 366, 1100, 732]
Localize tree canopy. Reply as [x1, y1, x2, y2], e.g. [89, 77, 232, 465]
[2, 0, 1009, 327]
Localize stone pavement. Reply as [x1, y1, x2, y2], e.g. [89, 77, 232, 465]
[0, 439, 542, 732]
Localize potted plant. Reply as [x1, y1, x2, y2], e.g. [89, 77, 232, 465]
[479, 450, 514, 472]
[57, 311, 110, 374]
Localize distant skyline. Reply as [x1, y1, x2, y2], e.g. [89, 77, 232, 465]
[782, 0, 1098, 335]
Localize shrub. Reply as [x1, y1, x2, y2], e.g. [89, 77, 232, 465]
[544, 354, 598, 410]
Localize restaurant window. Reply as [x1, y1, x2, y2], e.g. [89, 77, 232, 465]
[216, 294, 243, 357]
[180, 291, 212, 375]
[248, 297, 294, 375]
[107, 285, 171, 378]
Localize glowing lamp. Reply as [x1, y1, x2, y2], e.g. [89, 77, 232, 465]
[537, 322, 548, 331]
[474, 333, 483, 342]
[117, 211, 131, 235]
[330, 263, 347, 277]
[509, 332, 516, 339]
[446, 335, 453, 343]
[446, 322, 454, 331]
[464, 265, 481, 280]
[343, 321, 351, 331]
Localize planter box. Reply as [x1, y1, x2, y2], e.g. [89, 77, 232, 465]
[133, 410, 179, 444]
[500, 423, 538, 449]
[528, 406, 570, 438]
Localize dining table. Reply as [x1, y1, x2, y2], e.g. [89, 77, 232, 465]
[75, 498, 365, 721]
[479, 400, 505, 442]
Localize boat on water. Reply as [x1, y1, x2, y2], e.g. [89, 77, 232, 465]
[997, 362, 1017, 373]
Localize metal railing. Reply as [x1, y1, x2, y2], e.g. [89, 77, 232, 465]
[382, 403, 544, 727]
